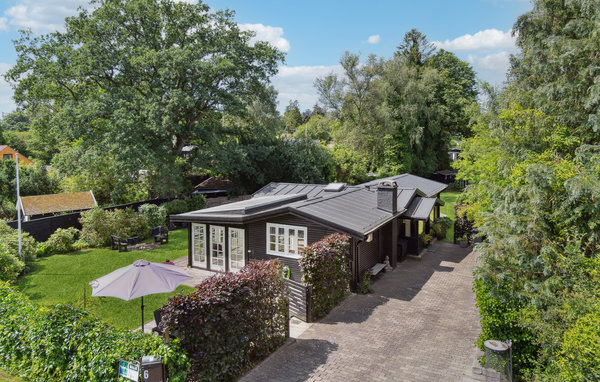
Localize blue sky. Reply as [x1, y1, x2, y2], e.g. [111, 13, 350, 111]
[0, 0, 532, 115]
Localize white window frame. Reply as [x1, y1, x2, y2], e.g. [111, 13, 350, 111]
[210, 225, 226, 271]
[266, 223, 307, 259]
[191, 223, 207, 268]
[228, 228, 245, 273]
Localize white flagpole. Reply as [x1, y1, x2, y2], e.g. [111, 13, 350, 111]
[15, 153, 22, 260]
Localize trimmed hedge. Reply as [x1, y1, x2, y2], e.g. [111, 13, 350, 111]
[0, 281, 188, 381]
[300, 233, 351, 320]
[160, 260, 287, 381]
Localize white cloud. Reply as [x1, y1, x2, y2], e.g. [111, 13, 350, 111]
[467, 51, 511, 72]
[239, 23, 290, 53]
[0, 63, 16, 115]
[366, 34, 380, 44]
[272, 65, 344, 112]
[0, 17, 8, 31]
[5, 0, 87, 33]
[433, 28, 516, 51]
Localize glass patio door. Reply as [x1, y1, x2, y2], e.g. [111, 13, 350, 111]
[210, 225, 225, 272]
[228, 228, 245, 273]
[191, 223, 207, 268]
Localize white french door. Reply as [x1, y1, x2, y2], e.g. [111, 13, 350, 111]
[191, 223, 207, 268]
[228, 228, 245, 273]
[210, 225, 225, 272]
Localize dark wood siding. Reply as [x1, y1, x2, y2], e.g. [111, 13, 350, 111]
[358, 234, 380, 276]
[247, 214, 339, 282]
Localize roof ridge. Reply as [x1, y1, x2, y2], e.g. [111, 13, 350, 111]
[293, 187, 363, 208]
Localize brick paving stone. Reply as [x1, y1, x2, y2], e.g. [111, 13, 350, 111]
[241, 242, 481, 382]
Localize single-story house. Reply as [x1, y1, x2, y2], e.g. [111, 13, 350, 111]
[17, 190, 97, 221]
[0, 145, 33, 165]
[171, 174, 447, 285]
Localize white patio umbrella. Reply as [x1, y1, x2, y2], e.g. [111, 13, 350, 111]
[89, 259, 192, 330]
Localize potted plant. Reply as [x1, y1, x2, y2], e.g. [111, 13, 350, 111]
[457, 236, 469, 248]
[422, 233, 433, 247]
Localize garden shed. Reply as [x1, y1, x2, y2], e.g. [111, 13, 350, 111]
[17, 190, 97, 221]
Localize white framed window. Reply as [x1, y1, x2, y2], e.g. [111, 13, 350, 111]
[210, 225, 225, 271]
[192, 223, 207, 268]
[266, 223, 307, 258]
[229, 228, 245, 273]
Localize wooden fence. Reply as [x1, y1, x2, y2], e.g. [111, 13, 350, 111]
[284, 278, 313, 323]
[6, 198, 172, 242]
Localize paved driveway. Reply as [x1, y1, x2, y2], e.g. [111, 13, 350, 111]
[241, 242, 480, 382]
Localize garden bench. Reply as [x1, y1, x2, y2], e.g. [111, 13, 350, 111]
[152, 309, 177, 339]
[151, 226, 169, 244]
[368, 263, 386, 276]
[111, 235, 138, 252]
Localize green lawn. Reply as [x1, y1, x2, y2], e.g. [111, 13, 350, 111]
[440, 190, 459, 243]
[0, 370, 24, 382]
[17, 229, 194, 330]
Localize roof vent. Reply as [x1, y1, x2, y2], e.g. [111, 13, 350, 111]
[324, 183, 347, 192]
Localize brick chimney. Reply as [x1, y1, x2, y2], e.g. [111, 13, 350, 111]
[376, 180, 397, 213]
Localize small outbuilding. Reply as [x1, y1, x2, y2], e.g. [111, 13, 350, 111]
[17, 190, 97, 221]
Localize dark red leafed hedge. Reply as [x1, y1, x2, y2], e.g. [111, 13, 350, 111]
[160, 260, 287, 381]
[300, 233, 351, 320]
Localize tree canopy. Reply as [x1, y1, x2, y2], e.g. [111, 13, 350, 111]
[6, 0, 284, 203]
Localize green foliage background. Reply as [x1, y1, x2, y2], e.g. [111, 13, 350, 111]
[455, 0, 600, 378]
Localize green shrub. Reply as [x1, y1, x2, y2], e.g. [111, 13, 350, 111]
[300, 233, 351, 320]
[79, 207, 113, 247]
[555, 308, 600, 381]
[161, 260, 287, 381]
[432, 216, 452, 240]
[80, 207, 148, 247]
[72, 239, 90, 251]
[0, 250, 25, 283]
[422, 233, 433, 246]
[357, 272, 373, 294]
[138, 203, 167, 228]
[0, 220, 37, 272]
[162, 199, 189, 216]
[0, 281, 188, 381]
[187, 194, 206, 212]
[44, 227, 79, 255]
[474, 279, 537, 376]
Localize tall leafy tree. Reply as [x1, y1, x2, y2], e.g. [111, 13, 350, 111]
[457, 0, 600, 378]
[283, 100, 303, 134]
[6, 0, 283, 203]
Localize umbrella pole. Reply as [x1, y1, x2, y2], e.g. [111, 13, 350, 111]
[141, 296, 144, 333]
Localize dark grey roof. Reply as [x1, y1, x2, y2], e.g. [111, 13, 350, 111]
[397, 188, 418, 210]
[253, 182, 360, 199]
[359, 174, 447, 197]
[289, 189, 404, 238]
[405, 197, 437, 220]
[175, 174, 443, 238]
[171, 194, 304, 224]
